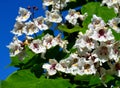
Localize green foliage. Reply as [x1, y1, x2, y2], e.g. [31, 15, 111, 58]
[81, 2, 117, 22]
[45, 45, 60, 59]
[70, 0, 76, 2]
[112, 29, 120, 41]
[2, 70, 72, 88]
[58, 25, 82, 33]
[115, 80, 120, 87]
[103, 75, 115, 83]
[5, 0, 120, 88]
[81, 2, 117, 30]
[89, 75, 101, 86]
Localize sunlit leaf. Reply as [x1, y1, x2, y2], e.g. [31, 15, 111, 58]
[2, 70, 72, 88]
[58, 24, 83, 33]
[81, 2, 117, 29]
[111, 29, 120, 41]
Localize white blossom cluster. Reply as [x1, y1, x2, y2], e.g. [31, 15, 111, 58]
[7, 6, 70, 58]
[43, 15, 120, 78]
[7, 0, 120, 80]
[7, 0, 87, 58]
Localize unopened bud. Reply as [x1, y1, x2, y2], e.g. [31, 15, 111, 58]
[27, 6, 31, 10]
[33, 6, 38, 10]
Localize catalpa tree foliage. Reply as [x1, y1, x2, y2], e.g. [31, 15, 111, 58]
[1, 0, 120, 87]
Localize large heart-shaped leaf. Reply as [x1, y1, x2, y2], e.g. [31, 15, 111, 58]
[2, 70, 72, 88]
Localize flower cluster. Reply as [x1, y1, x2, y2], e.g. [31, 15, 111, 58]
[43, 15, 120, 77]
[8, 2, 87, 58]
[7, 0, 120, 87]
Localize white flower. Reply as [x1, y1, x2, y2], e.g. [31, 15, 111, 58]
[118, 70, 120, 77]
[81, 59, 96, 75]
[102, 0, 118, 7]
[28, 39, 46, 54]
[74, 30, 98, 51]
[56, 59, 71, 73]
[101, 0, 120, 13]
[70, 66, 81, 75]
[42, 34, 55, 49]
[90, 27, 114, 42]
[11, 21, 25, 36]
[16, 7, 31, 22]
[108, 17, 120, 33]
[93, 43, 112, 64]
[109, 41, 120, 62]
[88, 14, 106, 30]
[51, 0, 70, 11]
[45, 10, 62, 23]
[42, 59, 58, 76]
[65, 9, 87, 25]
[22, 21, 39, 35]
[55, 63, 66, 73]
[7, 37, 23, 57]
[53, 34, 68, 49]
[43, 0, 54, 6]
[34, 16, 48, 30]
[65, 9, 79, 25]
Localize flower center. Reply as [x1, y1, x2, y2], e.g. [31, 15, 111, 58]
[98, 29, 105, 37]
[99, 46, 108, 55]
[50, 64, 56, 70]
[86, 37, 93, 43]
[33, 43, 39, 49]
[84, 64, 90, 69]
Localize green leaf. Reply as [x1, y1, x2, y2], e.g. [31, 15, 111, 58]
[45, 45, 60, 59]
[81, 2, 117, 28]
[3, 70, 72, 88]
[3, 70, 39, 88]
[97, 6, 116, 23]
[39, 76, 72, 88]
[115, 80, 120, 87]
[89, 75, 101, 86]
[102, 75, 115, 83]
[58, 25, 82, 33]
[70, 0, 76, 2]
[74, 75, 92, 82]
[111, 29, 120, 41]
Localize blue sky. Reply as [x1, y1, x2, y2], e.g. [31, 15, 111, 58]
[0, 0, 44, 80]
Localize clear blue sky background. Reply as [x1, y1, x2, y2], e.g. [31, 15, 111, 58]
[0, 0, 44, 80]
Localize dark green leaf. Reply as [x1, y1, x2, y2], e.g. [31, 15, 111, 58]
[103, 75, 115, 83]
[45, 45, 60, 59]
[89, 75, 101, 86]
[115, 80, 120, 87]
[74, 75, 92, 81]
